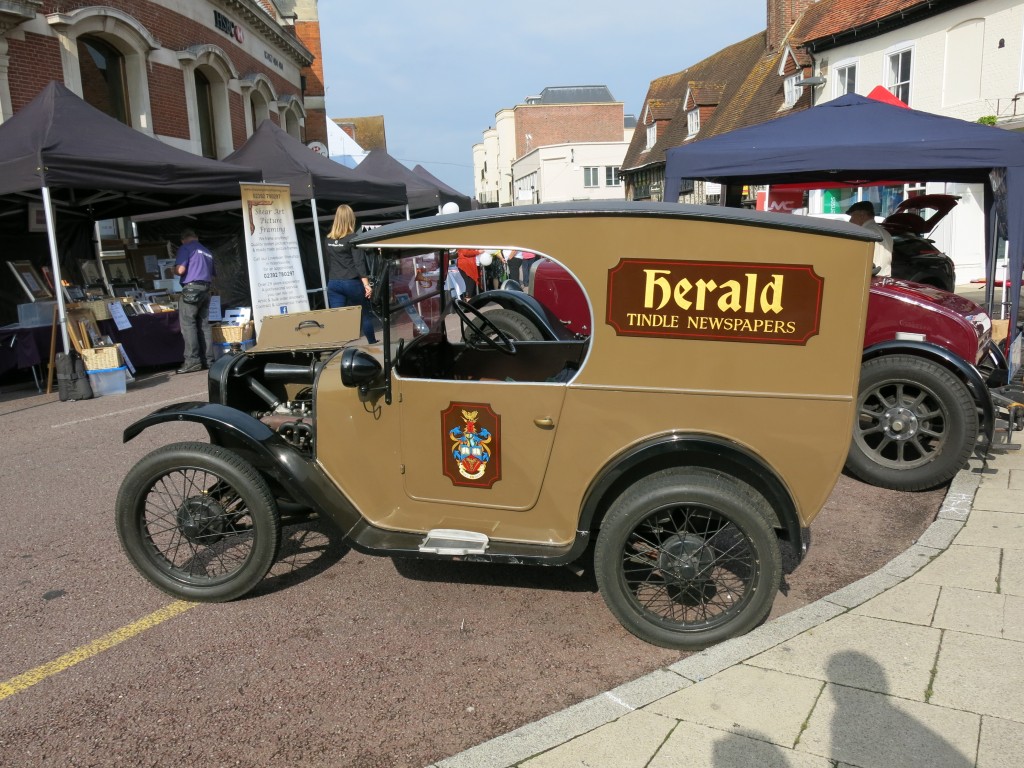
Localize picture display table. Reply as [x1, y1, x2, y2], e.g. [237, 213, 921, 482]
[0, 310, 185, 380]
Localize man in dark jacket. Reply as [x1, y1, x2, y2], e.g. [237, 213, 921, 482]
[174, 228, 215, 373]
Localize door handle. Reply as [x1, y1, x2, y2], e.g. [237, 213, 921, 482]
[534, 417, 555, 429]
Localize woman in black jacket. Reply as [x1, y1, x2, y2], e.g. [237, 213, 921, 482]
[325, 204, 377, 343]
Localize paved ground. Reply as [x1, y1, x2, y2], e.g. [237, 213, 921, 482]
[433, 450, 1024, 768]
[0, 364, 944, 767]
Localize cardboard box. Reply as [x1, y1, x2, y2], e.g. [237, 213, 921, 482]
[993, 318, 1010, 344]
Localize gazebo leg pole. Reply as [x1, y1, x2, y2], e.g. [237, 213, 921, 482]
[41, 186, 70, 355]
[310, 198, 329, 309]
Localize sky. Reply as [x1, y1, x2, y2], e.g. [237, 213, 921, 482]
[317, 1, 767, 198]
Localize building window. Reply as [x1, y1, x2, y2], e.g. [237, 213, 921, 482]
[195, 70, 217, 159]
[584, 167, 600, 187]
[835, 64, 857, 96]
[784, 75, 803, 107]
[77, 36, 130, 124]
[605, 166, 621, 186]
[887, 49, 912, 104]
[646, 122, 657, 150]
[687, 108, 700, 137]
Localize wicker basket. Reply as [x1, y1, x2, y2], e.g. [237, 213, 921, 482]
[80, 345, 121, 371]
[212, 321, 254, 344]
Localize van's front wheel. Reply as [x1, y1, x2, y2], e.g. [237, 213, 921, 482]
[594, 470, 781, 650]
[116, 442, 282, 601]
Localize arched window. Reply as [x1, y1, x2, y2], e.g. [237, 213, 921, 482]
[242, 74, 275, 135]
[278, 95, 305, 140]
[47, 8, 158, 131]
[77, 35, 130, 124]
[250, 91, 269, 131]
[179, 45, 236, 159]
[195, 70, 217, 159]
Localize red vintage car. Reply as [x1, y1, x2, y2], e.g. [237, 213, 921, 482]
[468, 257, 999, 492]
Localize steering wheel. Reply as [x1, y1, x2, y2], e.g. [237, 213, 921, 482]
[453, 299, 517, 355]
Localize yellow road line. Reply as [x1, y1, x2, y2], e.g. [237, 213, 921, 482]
[0, 601, 196, 702]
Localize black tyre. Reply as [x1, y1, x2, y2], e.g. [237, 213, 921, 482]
[594, 469, 782, 650]
[846, 355, 977, 491]
[116, 442, 282, 601]
[469, 308, 544, 342]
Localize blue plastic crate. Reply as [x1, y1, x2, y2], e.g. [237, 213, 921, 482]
[86, 366, 127, 397]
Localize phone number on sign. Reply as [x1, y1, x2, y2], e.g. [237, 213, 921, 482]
[262, 271, 295, 279]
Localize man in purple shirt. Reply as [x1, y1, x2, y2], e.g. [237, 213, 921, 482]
[174, 228, 216, 373]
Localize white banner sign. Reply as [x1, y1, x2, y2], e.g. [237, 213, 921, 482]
[240, 183, 309, 333]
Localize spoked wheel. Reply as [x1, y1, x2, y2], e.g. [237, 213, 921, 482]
[595, 469, 781, 650]
[116, 442, 281, 601]
[846, 355, 977, 491]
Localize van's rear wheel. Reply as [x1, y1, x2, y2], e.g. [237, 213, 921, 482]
[846, 355, 977, 491]
[116, 442, 281, 601]
[594, 469, 781, 650]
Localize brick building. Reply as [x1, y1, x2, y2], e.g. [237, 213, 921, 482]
[473, 86, 633, 207]
[0, 0, 326, 158]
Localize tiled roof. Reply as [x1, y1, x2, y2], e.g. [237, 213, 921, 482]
[646, 98, 680, 121]
[688, 83, 727, 106]
[622, 0, 942, 176]
[622, 32, 769, 171]
[796, 0, 933, 47]
[532, 85, 617, 104]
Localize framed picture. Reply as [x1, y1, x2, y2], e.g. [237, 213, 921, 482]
[105, 258, 134, 283]
[79, 259, 102, 286]
[66, 308, 102, 350]
[8, 260, 53, 302]
[63, 284, 86, 302]
[27, 203, 46, 233]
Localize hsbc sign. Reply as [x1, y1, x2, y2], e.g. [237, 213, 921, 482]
[214, 11, 245, 44]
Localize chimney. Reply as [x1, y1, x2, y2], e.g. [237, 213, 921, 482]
[767, 0, 817, 52]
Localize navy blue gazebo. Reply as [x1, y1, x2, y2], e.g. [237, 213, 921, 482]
[663, 93, 1024, 350]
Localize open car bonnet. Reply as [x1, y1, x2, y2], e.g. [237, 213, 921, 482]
[883, 194, 960, 236]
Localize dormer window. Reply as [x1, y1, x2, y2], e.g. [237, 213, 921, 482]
[784, 75, 803, 107]
[646, 121, 657, 150]
[686, 108, 700, 137]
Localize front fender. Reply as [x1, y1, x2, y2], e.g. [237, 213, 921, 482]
[123, 402, 363, 530]
[124, 401, 274, 445]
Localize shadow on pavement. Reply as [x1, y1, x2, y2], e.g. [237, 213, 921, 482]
[710, 651, 972, 767]
[251, 514, 349, 597]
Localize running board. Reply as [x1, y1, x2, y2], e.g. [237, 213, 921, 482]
[419, 529, 490, 555]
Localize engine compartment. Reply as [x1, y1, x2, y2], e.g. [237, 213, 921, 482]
[209, 350, 327, 454]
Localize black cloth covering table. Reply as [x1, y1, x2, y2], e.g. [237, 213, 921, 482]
[97, 311, 184, 368]
[0, 325, 54, 376]
[0, 310, 184, 379]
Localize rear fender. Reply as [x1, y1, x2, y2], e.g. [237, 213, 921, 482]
[579, 434, 805, 560]
[862, 340, 995, 457]
[468, 290, 576, 340]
